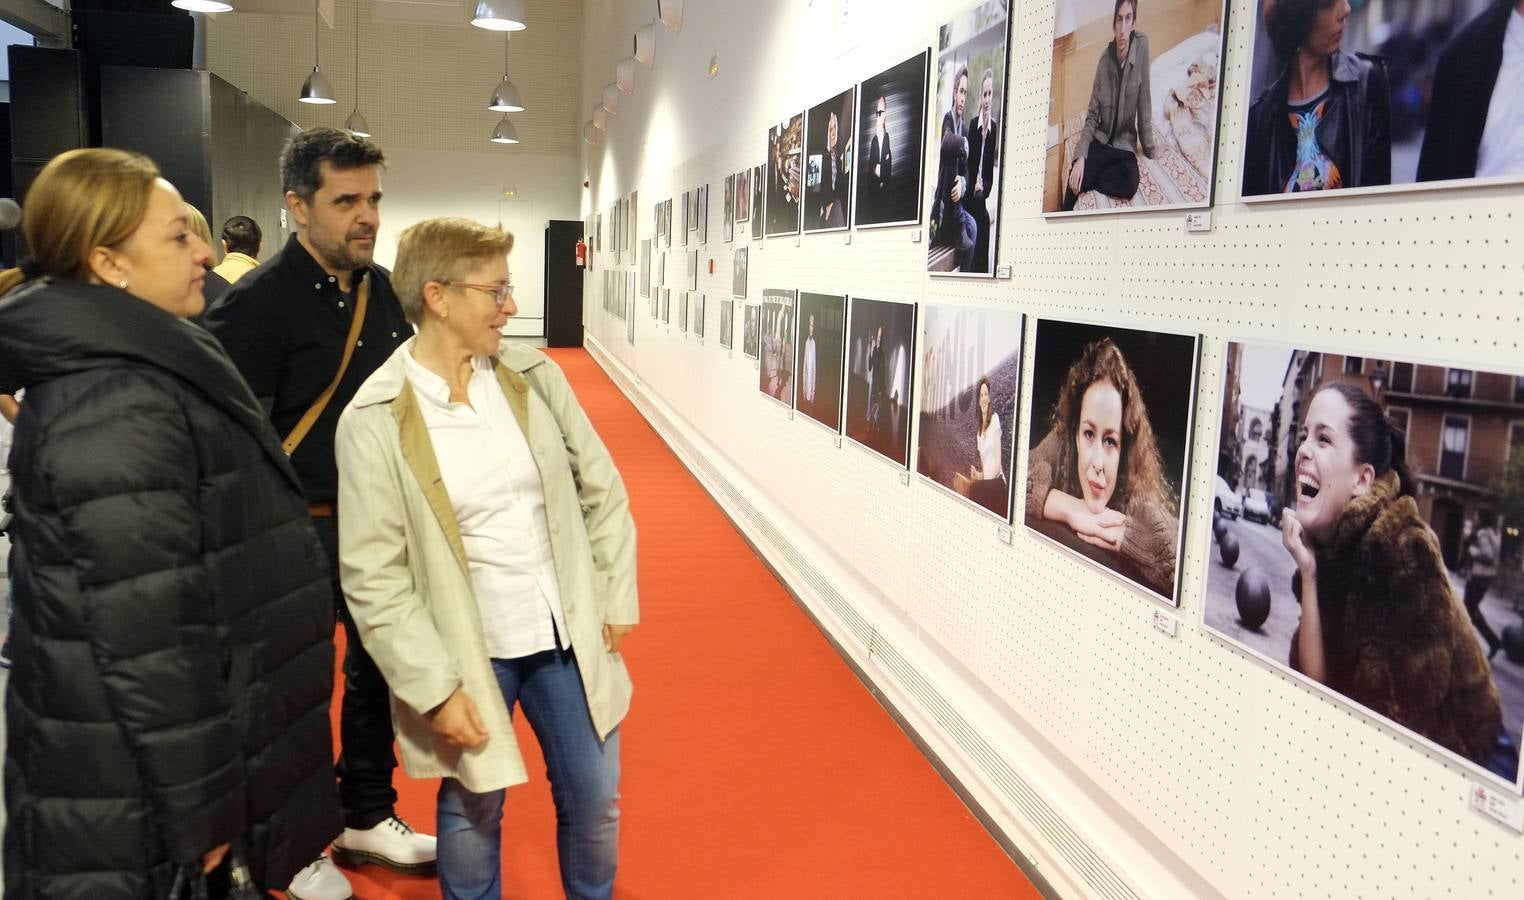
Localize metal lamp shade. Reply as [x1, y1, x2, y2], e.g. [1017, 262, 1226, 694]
[634, 24, 655, 66]
[172, 0, 233, 11]
[488, 75, 525, 113]
[344, 109, 371, 137]
[616, 57, 636, 93]
[490, 117, 520, 145]
[471, 0, 527, 31]
[584, 123, 601, 144]
[299, 67, 337, 104]
[657, 0, 683, 32]
[601, 84, 620, 115]
[592, 107, 609, 130]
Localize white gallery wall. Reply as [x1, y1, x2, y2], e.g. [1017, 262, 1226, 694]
[578, 0, 1524, 898]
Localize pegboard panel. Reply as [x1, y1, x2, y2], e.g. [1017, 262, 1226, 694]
[580, 0, 1524, 897]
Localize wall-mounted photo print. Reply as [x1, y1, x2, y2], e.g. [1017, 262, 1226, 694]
[735, 168, 751, 224]
[794, 292, 847, 432]
[720, 299, 735, 350]
[628, 190, 638, 250]
[928, 0, 1011, 275]
[916, 306, 1024, 520]
[804, 87, 856, 233]
[693, 293, 706, 341]
[1239, 0, 1524, 202]
[687, 249, 699, 291]
[679, 292, 689, 333]
[1025, 319, 1199, 606]
[854, 49, 931, 229]
[844, 297, 917, 467]
[663, 199, 673, 247]
[1044, 0, 1228, 215]
[626, 300, 635, 345]
[698, 183, 710, 244]
[766, 115, 805, 237]
[759, 289, 797, 405]
[750, 164, 764, 239]
[1205, 344, 1524, 790]
[743, 303, 761, 360]
[640, 240, 651, 298]
[724, 175, 735, 243]
[662, 287, 671, 325]
[681, 191, 691, 245]
[732, 247, 749, 299]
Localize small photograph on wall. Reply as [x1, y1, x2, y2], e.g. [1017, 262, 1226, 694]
[732, 247, 749, 299]
[679, 292, 688, 333]
[595, 213, 602, 252]
[723, 174, 735, 242]
[681, 191, 690, 245]
[916, 305, 1024, 521]
[720, 299, 735, 350]
[626, 302, 635, 345]
[1025, 318, 1199, 606]
[844, 297, 917, 467]
[640, 240, 651, 298]
[750, 164, 764, 239]
[927, 0, 1010, 276]
[657, 251, 665, 288]
[743, 303, 761, 360]
[664, 199, 673, 247]
[662, 287, 671, 325]
[855, 49, 931, 229]
[628, 190, 638, 249]
[687, 250, 699, 291]
[1043, 0, 1229, 215]
[759, 289, 797, 405]
[1204, 344, 1524, 790]
[794, 292, 847, 432]
[735, 168, 750, 225]
[766, 114, 805, 237]
[693, 293, 706, 341]
[689, 187, 700, 232]
[1239, 0, 1524, 201]
[803, 86, 856, 233]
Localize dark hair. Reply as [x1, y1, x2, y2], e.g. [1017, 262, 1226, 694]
[978, 376, 994, 434]
[1264, 0, 1339, 62]
[1114, 0, 1137, 24]
[220, 215, 262, 256]
[1315, 382, 1413, 497]
[279, 127, 385, 202]
[954, 64, 970, 93]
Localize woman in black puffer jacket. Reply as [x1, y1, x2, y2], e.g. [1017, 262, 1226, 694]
[0, 149, 341, 898]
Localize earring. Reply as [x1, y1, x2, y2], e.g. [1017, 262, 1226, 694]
[118, 280, 128, 289]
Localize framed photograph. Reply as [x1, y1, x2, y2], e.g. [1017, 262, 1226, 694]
[804, 86, 856, 233]
[693, 292, 706, 341]
[724, 174, 736, 243]
[1044, 0, 1228, 215]
[750, 163, 764, 239]
[926, 0, 1011, 274]
[735, 168, 751, 225]
[732, 247, 749, 299]
[640, 240, 651, 298]
[794, 292, 847, 432]
[743, 304, 761, 360]
[1239, 0, 1524, 202]
[1205, 343, 1524, 792]
[927, 0, 1011, 276]
[916, 305, 1024, 521]
[720, 298, 735, 350]
[628, 190, 638, 250]
[689, 188, 699, 230]
[766, 115, 805, 237]
[759, 289, 797, 405]
[595, 213, 602, 251]
[855, 50, 931, 229]
[1024, 318, 1200, 606]
[844, 297, 917, 467]
[681, 191, 690, 246]
[662, 287, 671, 325]
[626, 300, 635, 344]
[687, 249, 699, 291]
[678, 292, 687, 332]
[698, 184, 709, 244]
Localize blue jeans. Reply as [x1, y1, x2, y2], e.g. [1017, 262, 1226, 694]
[437, 647, 621, 900]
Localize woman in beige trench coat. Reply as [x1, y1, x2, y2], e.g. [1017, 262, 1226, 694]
[335, 217, 637, 900]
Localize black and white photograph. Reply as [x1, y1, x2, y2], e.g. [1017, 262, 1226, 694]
[759, 289, 797, 404]
[724, 174, 735, 243]
[697, 183, 709, 244]
[804, 87, 856, 233]
[927, 0, 1011, 275]
[720, 298, 735, 350]
[743, 303, 761, 360]
[766, 115, 805, 237]
[640, 239, 651, 298]
[679, 291, 689, 333]
[662, 287, 671, 325]
[916, 305, 1024, 520]
[735, 168, 751, 225]
[855, 49, 931, 228]
[1044, 0, 1230, 214]
[1024, 319, 1199, 606]
[844, 297, 917, 467]
[750, 163, 764, 238]
[1205, 344, 1524, 789]
[794, 292, 847, 432]
[681, 190, 691, 245]
[693, 292, 706, 341]
[687, 249, 699, 291]
[732, 247, 749, 299]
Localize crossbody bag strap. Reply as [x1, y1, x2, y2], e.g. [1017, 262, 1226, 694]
[282, 276, 370, 456]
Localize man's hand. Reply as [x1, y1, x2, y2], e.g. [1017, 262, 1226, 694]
[604, 624, 635, 654]
[201, 843, 230, 874]
[426, 688, 488, 750]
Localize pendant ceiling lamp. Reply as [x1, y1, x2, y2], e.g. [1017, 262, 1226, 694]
[657, 0, 683, 32]
[299, 0, 336, 104]
[487, 36, 525, 112]
[172, 0, 234, 11]
[600, 83, 620, 115]
[615, 57, 636, 94]
[471, 0, 527, 31]
[634, 24, 655, 66]
[583, 123, 601, 145]
[592, 106, 609, 130]
[344, 1, 370, 135]
[491, 115, 521, 145]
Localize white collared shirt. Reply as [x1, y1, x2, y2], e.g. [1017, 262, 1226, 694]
[1477, 8, 1524, 178]
[401, 341, 568, 659]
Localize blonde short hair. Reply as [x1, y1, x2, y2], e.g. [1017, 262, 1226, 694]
[184, 203, 216, 264]
[391, 217, 515, 325]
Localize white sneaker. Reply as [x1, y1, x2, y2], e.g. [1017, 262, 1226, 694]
[286, 856, 354, 900]
[331, 815, 438, 874]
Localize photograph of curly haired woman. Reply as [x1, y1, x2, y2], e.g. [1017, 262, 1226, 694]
[1025, 319, 1199, 604]
[1205, 343, 1523, 788]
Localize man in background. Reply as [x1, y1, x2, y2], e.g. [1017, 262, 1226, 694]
[214, 214, 264, 285]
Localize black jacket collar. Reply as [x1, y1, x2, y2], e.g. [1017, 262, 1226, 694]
[277, 232, 377, 292]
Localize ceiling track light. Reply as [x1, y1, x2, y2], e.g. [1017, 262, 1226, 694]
[299, 0, 336, 104]
[345, 0, 370, 135]
[487, 35, 525, 112]
[471, 0, 526, 31]
[634, 23, 655, 66]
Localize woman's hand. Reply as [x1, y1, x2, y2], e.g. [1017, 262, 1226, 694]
[426, 688, 488, 750]
[1281, 509, 1316, 578]
[201, 842, 230, 874]
[604, 624, 635, 654]
[1071, 507, 1126, 551]
[1068, 158, 1086, 195]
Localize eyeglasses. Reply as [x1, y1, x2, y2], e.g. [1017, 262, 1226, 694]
[442, 280, 515, 308]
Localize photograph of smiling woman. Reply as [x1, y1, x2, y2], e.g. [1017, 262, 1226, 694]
[1024, 320, 1200, 605]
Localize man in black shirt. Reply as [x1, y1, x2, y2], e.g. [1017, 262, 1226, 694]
[206, 128, 434, 900]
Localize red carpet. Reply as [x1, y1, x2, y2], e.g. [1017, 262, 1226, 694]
[322, 347, 1039, 899]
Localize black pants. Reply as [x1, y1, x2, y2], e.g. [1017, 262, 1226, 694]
[312, 514, 399, 830]
[1063, 141, 1140, 210]
[1463, 575, 1502, 653]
